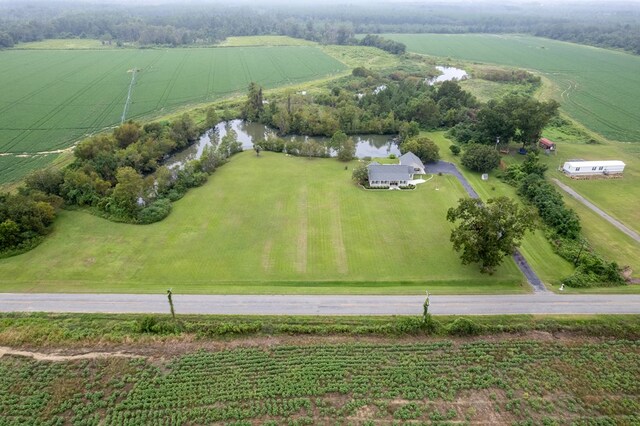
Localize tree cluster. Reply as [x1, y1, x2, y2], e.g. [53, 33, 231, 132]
[450, 94, 559, 148]
[0, 192, 58, 254]
[255, 77, 477, 139]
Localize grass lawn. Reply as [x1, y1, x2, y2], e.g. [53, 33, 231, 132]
[540, 140, 640, 235]
[427, 131, 575, 289]
[0, 151, 526, 294]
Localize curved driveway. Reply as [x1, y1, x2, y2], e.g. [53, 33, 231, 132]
[430, 161, 547, 292]
[1, 293, 640, 315]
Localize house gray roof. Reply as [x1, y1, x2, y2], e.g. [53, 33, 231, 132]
[367, 164, 413, 182]
[399, 152, 426, 172]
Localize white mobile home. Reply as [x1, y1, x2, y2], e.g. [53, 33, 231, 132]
[562, 160, 625, 177]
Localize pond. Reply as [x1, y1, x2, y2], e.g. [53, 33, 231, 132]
[165, 120, 401, 169]
[427, 66, 469, 85]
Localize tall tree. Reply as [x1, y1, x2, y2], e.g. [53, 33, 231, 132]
[113, 121, 141, 149]
[112, 167, 145, 216]
[242, 82, 264, 122]
[204, 106, 220, 129]
[447, 197, 536, 274]
[461, 144, 501, 173]
[505, 95, 559, 148]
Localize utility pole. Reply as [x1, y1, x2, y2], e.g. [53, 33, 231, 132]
[167, 288, 176, 321]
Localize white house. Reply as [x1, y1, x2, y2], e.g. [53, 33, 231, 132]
[367, 162, 414, 188]
[366, 152, 426, 188]
[562, 160, 625, 177]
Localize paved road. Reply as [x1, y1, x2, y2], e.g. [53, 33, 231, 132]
[2, 293, 640, 315]
[431, 161, 547, 292]
[553, 178, 640, 243]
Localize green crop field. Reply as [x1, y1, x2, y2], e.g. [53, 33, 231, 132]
[2, 339, 638, 424]
[0, 151, 526, 294]
[0, 46, 346, 184]
[385, 34, 640, 143]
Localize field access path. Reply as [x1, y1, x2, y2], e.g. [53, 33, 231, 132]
[552, 178, 640, 244]
[1, 293, 640, 315]
[430, 161, 547, 293]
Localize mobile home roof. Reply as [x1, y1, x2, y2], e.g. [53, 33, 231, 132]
[564, 160, 625, 168]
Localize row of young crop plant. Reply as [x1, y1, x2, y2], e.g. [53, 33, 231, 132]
[1, 340, 638, 425]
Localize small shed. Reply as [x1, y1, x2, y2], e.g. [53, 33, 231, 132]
[562, 160, 625, 177]
[539, 138, 556, 151]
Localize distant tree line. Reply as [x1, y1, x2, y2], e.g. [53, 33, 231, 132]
[0, 1, 637, 54]
[359, 34, 406, 55]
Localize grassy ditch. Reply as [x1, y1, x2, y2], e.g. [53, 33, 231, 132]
[2, 312, 639, 347]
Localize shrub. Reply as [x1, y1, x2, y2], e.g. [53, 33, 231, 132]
[446, 317, 483, 336]
[352, 163, 369, 185]
[393, 317, 424, 334]
[137, 315, 158, 333]
[449, 144, 461, 156]
[138, 198, 172, 224]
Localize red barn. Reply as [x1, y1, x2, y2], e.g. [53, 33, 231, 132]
[539, 138, 556, 151]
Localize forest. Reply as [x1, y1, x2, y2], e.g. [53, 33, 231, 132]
[0, 1, 639, 54]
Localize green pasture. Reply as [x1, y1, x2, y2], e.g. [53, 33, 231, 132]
[0, 46, 346, 183]
[219, 35, 316, 46]
[0, 151, 526, 294]
[320, 45, 401, 70]
[14, 39, 113, 49]
[386, 33, 640, 143]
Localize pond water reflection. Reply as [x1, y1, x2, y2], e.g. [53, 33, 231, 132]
[427, 66, 469, 85]
[165, 120, 401, 169]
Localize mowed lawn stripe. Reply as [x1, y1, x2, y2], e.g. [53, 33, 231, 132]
[0, 152, 525, 294]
